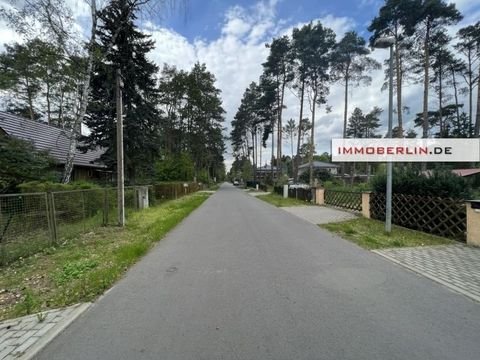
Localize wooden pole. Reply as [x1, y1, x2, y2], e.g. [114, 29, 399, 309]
[116, 68, 125, 226]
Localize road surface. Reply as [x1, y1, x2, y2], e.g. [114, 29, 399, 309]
[36, 184, 480, 360]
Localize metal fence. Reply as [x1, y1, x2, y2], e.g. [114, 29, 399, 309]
[273, 186, 313, 202]
[324, 190, 362, 212]
[0, 183, 201, 265]
[150, 182, 200, 205]
[370, 193, 466, 241]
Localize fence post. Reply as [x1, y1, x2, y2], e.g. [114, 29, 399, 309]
[81, 191, 86, 232]
[466, 201, 480, 246]
[103, 188, 109, 226]
[315, 188, 325, 205]
[283, 185, 288, 199]
[46, 192, 58, 244]
[362, 192, 372, 219]
[137, 186, 149, 209]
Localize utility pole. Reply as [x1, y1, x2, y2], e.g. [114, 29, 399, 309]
[116, 68, 125, 227]
[374, 36, 395, 234]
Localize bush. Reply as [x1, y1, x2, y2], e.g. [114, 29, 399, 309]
[371, 167, 472, 199]
[18, 180, 100, 193]
[0, 136, 56, 193]
[154, 153, 194, 182]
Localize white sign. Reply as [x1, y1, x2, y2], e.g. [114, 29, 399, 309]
[331, 138, 480, 162]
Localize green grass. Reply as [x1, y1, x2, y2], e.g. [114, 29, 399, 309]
[0, 193, 209, 321]
[257, 193, 312, 207]
[320, 218, 454, 250]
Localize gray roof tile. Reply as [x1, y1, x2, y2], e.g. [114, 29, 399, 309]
[0, 111, 105, 168]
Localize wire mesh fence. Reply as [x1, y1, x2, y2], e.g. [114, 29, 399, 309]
[0, 193, 52, 265]
[0, 183, 202, 265]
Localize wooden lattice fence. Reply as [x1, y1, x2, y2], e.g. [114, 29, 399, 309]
[370, 193, 466, 241]
[324, 190, 362, 212]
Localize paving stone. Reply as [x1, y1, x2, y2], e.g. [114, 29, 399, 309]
[12, 336, 38, 356]
[0, 345, 14, 360]
[0, 303, 89, 360]
[374, 244, 480, 302]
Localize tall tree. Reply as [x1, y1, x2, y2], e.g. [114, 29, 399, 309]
[455, 22, 480, 137]
[283, 118, 297, 158]
[0, 41, 42, 121]
[430, 30, 453, 137]
[403, 0, 462, 140]
[158, 63, 226, 182]
[257, 73, 278, 181]
[80, 0, 161, 181]
[369, 0, 417, 136]
[291, 24, 311, 181]
[331, 31, 380, 139]
[304, 22, 336, 185]
[263, 35, 294, 178]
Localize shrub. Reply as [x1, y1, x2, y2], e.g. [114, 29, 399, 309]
[371, 167, 472, 199]
[17, 180, 100, 193]
[0, 136, 56, 193]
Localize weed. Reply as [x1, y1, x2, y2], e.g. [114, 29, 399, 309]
[343, 227, 356, 235]
[0, 193, 210, 321]
[37, 312, 47, 323]
[321, 218, 453, 250]
[14, 289, 40, 316]
[54, 259, 98, 285]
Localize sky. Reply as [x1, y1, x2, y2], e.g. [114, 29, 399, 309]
[1, 0, 479, 170]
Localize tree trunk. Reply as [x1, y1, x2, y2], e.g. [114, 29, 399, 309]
[62, 0, 97, 183]
[277, 79, 286, 179]
[395, 38, 403, 136]
[25, 77, 35, 121]
[422, 24, 430, 139]
[466, 50, 473, 135]
[259, 131, 262, 171]
[46, 81, 51, 125]
[309, 90, 317, 187]
[271, 118, 275, 182]
[438, 69, 443, 136]
[343, 76, 349, 138]
[475, 66, 480, 137]
[452, 67, 461, 128]
[294, 79, 305, 182]
[342, 74, 349, 180]
[421, 23, 430, 172]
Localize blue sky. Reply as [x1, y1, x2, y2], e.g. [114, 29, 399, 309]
[164, 0, 382, 42]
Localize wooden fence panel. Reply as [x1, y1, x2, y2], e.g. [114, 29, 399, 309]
[324, 190, 362, 212]
[370, 193, 466, 241]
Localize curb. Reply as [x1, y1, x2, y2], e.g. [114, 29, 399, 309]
[17, 303, 91, 360]
[372, 250, 480, 303]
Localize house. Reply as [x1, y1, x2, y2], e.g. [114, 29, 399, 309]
[298, 161, 340, 175]
[255, 164, 279, 181]
[0, 111, 107, 181]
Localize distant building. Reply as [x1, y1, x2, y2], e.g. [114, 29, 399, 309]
[298, 161, 340, 175]
[255, 164, 279, 181]
[0, 111, 107, 181]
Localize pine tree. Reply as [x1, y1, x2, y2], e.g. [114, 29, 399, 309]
[80, 0, 161, 181]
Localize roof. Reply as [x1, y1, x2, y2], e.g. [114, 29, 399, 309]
[298, 161, 340, 169]
[422, 169, 480, 178]
[256, 165, 278, 171]
[0, 111, 105, 168]
[451, 169, 480, 177]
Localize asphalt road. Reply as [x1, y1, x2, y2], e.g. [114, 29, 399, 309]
[36, 184, 480, 360]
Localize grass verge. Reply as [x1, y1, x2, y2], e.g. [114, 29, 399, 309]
[0, 193, 209, 321]
[257, 193, 312, 207]
[320, 218, 454, 250]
